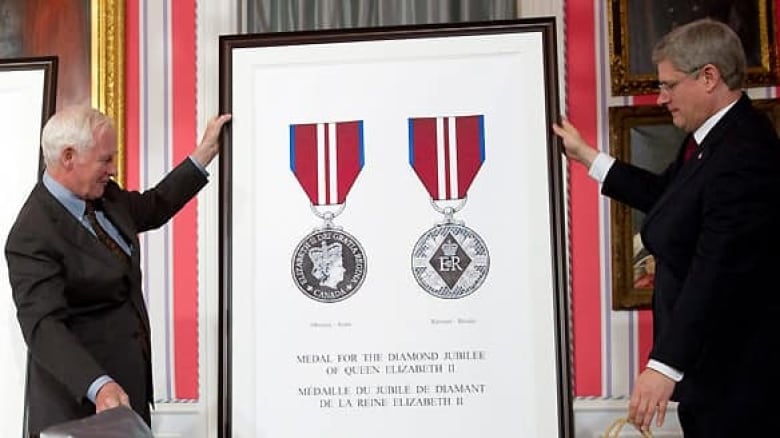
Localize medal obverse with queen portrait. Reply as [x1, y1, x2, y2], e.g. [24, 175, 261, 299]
[289, 120, 367, 303]
[292, 228, 367, 303]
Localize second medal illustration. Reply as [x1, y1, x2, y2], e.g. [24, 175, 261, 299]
[408, 115, 490, 299]
[290, 121, 367, 303]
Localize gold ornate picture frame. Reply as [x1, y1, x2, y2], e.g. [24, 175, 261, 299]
[93, 0, 126, 185]
[608, 99, 780, 310]
[608, 0, 778, 96]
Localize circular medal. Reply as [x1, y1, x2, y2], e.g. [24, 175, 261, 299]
[411, 223, 489, 299]
[292, 228, 367, 303]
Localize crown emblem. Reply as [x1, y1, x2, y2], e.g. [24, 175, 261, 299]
[309, 241, 343, 267]
[441, 239, 459, 256]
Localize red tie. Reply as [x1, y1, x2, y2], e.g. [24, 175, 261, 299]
[683, 136, 698, 162]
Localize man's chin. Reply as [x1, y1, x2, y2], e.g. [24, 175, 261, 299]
[91, 187, 107, 198]
[670, 117, 686, 131]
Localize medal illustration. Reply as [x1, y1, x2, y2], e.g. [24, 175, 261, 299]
[290, 121, 367, 303]
[408, 115, 490, 299]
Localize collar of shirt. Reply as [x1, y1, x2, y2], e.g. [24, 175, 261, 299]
[42, 171, 133, 254]
[693, 97, 740, 145]
[42, 171, 88, 219]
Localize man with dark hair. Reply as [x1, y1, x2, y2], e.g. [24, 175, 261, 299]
[554, 19, 780, 436]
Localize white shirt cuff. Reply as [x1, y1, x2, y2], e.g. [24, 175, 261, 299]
[647, 359, 684, 382]
[588, 152, 615, 183]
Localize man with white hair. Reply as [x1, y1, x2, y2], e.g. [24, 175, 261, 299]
[5, 105, 230, 435]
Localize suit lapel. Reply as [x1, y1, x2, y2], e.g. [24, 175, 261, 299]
[100, 196, 137, 255]
[643, 95, 749, 226]
[643, 137, 712, 224]
[99, 190, 151, 339]
[35, 185, 112, 260]
[35, 184, 134, 269]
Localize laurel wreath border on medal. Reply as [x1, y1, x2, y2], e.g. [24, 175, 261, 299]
[291, 227, 368, 304]
[411, 222, 490, 299]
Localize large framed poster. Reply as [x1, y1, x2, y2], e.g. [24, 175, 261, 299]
[219, 18, 571, 438]
[0, 56, 57, 438]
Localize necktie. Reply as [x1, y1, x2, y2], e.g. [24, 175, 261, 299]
[84, 200, 130, 264]
[683, 136, 698, 162]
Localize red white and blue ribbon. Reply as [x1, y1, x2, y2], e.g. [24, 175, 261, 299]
[408, 115, 485, 200]
[290, 121, 364, 206]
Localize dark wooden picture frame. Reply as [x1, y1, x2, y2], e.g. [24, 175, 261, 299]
[608, 0, 779, 96]
[608, 99, 780, 310]
[219, 18, 572, 438]
[0, 56, 58, 149]
[0, 55, 57, 437]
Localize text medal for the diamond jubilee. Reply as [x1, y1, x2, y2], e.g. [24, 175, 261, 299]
[289, 121, 367, 303]
[408, 115, 490, 299]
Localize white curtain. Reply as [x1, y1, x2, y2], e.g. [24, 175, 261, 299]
[246, 0, 516, 32]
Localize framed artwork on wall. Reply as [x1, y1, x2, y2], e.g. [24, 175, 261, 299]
[0, 0, 125, 184]
[607, 0, 778, 96]
[0, 56, 57, 438]
[219, 18, 572, 438]
[91, 0, 126, 185]
[608, 99, 780, 310]
[608, 105, 684, 310]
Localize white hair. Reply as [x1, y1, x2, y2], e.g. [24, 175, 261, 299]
[41, 106, 114, 167]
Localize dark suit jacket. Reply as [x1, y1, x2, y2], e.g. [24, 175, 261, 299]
[5, 159, 207, 436]
[603, 94, 780, 410]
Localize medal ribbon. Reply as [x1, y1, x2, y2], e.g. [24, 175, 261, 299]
[290, 120, 364, 206]
[408, 115, 485, 200]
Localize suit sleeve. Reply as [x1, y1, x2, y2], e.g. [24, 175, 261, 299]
[116, 158, 208, 232]
[5, 228, 106, 401]
[602, 159, 677, 213]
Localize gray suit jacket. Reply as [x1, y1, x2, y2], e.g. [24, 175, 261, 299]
[5, 159, 207, 436]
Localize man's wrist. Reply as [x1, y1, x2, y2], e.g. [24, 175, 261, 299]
[188, 155, 209, 177]
[647, 359, 684, 382]
[588, 152, 616, 183]
[87, 375, 115, 403]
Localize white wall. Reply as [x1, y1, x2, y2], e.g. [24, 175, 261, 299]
[147, 1, 238, 437]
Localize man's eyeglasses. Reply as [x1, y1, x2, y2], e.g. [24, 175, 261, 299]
[657, 66, 704, 94]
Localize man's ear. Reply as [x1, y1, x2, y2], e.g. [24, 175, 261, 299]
[61, 146, 76, 169]
[701, 64, 721, 91]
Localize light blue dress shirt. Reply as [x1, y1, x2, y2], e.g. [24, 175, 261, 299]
[42, 172, 132, 255]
